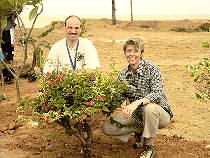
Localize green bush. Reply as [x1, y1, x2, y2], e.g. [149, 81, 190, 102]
[171, 23, 210, 33]
[187, 58, 210, 100]
[202, 41, 210, 48]
[80, 19, 87, 37]
[18, 70, 127, 157]
[19, 70, 127, 122]
[197, 23, 210, 32]
[170, 27, 196, 32]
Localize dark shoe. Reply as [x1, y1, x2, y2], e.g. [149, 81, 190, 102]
[139, 145, 156, 158]
[133, 142, 143, 149]
[133, 132, 143, 149]
[2, 68, 15, 84]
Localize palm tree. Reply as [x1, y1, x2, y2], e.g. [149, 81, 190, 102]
[130, 0, 134, 22]
[112, 0, 116, 25]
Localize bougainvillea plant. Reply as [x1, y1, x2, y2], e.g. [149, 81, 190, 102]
[19, 69, 127, 158]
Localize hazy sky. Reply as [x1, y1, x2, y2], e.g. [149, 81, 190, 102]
[41, 0, 210, 17]
[21, 0, 210, 27]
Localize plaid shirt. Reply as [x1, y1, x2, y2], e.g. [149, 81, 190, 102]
[118, 59, 173, 119]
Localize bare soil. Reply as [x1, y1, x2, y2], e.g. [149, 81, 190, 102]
[1, 19, 210, 157]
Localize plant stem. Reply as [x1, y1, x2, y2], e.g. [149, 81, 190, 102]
[23, 4, 43, 65]
[65, 117, 93, 158]
[1, 60, 20, 102]
[0, 64, 5, 97]
[81, 118, 93, 158]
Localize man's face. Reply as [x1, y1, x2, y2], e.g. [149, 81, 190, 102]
[65, 17, 81, 41]
[124, 45, 141, 65]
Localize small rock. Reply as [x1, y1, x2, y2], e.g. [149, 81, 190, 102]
[0, 126, 8, 132]
[7, 130, 15, 135]
[205, 145, 210, 149]
[32, 152, 41, 155]
[26, 120, 39, 128]
[8, 122, 16, 130]
[57, 153, 63, 158]
[45, 144, 54, 152]
[16, 134, 29, 140]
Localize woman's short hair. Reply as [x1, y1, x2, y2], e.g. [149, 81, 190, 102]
[123, 38, 144, 53]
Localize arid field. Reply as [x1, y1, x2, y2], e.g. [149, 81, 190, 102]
[0, 19, 210, 158]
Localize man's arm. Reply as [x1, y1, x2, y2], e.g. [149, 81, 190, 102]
[118, 70, 149, 115]
[118, 71, 140, 100]
[119, 65, 163, 116]
[84, 39, 100, 69]
[43, 45, 59, 74]
[145, 65, 163, 103]
[10, 28, 15, 46]
[128, 66, 163, 107]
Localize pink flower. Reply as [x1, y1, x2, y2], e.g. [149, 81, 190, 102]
[42, 102, 49, 112]
[96, 95, 104, 101]
[85, 100, 95, 107]
[45, 72, 51, 79]
[47, 80, 54, 86]
[56, 74, 63, 81]
[80, 109, 84, 113]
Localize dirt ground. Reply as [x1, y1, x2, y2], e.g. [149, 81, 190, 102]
[0, 19, 210, 158]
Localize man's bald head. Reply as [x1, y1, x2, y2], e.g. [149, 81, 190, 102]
[64, 15, 81, 26]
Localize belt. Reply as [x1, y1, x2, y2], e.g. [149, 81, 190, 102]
[161, 106, 173, 119]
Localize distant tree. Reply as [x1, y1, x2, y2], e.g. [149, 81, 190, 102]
[112, 0, 117, 25]
[130, 0, 134, 22]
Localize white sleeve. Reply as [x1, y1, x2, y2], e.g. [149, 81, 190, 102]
[43, 44, 59, 74]
[10, 28, 15, 45]
[84, 40, 100, 69]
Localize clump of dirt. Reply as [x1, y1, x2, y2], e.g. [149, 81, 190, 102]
[3, 125, 210, 158]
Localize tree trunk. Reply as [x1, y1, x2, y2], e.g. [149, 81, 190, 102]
[65, 117, 93, 158]
[112, 0, 117, 25]
[1, 60, 21, 102]
[82, 118, 92, 158]
[130, 0, 134, 22]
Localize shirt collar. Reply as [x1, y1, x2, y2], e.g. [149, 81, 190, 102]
[66, 38, 79, 50]
[125, 59, 145, 77]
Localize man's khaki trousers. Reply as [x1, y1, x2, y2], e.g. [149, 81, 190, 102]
[103, 103, 171, 143]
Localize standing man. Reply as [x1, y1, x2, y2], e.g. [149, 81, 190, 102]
[1, 14, 16, 64]
[103, 38, 173, 158]
[43, 15, 100, 73]
[1, 14, 16, 84]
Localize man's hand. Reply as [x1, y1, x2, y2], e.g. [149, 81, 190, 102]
[122, 98, 150, 116]
[120, 99, 130, 108]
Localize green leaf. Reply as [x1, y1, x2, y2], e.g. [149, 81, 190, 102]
[0, 16, 8, 30]
[202, 41, 209, 48]
[0, 39, 5, 44]
[193, 75, 200, 82]
[8, 0, 15, 7]
[29, 6, 38, 20]
[102, 106, 110, 112]
[32, 0, 41, 6]
[195, 93, 202, 100]
[0, 0, 14, 10]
